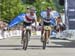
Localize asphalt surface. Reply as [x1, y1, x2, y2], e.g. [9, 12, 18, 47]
[0, 35, 75, 56]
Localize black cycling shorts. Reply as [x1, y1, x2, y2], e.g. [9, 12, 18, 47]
[43, 21, 50, 26]
[23, 22, 32, 27]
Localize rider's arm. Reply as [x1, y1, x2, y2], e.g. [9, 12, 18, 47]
[40, 18, 43, 26]
[34, 14, 37, 30]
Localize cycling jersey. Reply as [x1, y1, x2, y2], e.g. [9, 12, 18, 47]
[50, 11, 60, 19]
[40, 11, 56, 26]
[24, 13, 37, 23]
[40, 11, 51, 20]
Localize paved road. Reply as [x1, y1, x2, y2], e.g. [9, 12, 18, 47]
[0, 36, 75, 56]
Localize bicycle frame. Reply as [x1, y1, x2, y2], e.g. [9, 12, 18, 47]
[22, 26, 31, 50]
[43, 26, 51, 39]
[42, 26, 51, 49]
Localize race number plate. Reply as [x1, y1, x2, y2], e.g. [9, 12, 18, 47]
[44, 26, 51, 30]
[26, 26, 31, 30]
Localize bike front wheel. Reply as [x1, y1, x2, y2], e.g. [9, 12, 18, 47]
[43, 31, 47, 49]
[23, 31, 29, 50]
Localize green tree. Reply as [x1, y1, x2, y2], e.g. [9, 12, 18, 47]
[0, 0, 61, 22]
[0, 0, 25, 23]
[22, 0, 56, 15]
[33, 0, 56, 21]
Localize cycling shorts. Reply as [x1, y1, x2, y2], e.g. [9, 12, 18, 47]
[43, 21, 51, 26]
[23, 22, 32, 27]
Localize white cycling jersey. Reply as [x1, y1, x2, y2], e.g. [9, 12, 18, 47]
[41, 11, 51, 19]
[41, 10, 60, 19]
[50, 10, 60, 19]
[24, 13, 37, 23]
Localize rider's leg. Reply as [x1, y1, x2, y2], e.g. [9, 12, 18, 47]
[33, 26, 37, 35]
[29, 30, 31, 36]
[41, 26, 44, 42]
[22, 30, 24, 40]
[48, 30, 50, 38]
[21, 27, 25, 44]
[46, 30, 50, 44]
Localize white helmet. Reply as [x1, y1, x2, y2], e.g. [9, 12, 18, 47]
[30, 6, 36, 12]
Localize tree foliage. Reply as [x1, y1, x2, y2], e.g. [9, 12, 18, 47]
[0, 0, 25, 23]
[0, 0, 64, 22]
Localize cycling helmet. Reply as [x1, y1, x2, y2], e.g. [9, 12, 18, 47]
[29, 6, 36, 12]
[47, 7, 52, 11]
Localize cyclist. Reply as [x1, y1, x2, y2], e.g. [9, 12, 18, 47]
[40, 7, 54, 43]
[21, 6, 37, 43]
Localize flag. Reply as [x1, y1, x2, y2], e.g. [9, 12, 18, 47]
[8, 13, 25, 28]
